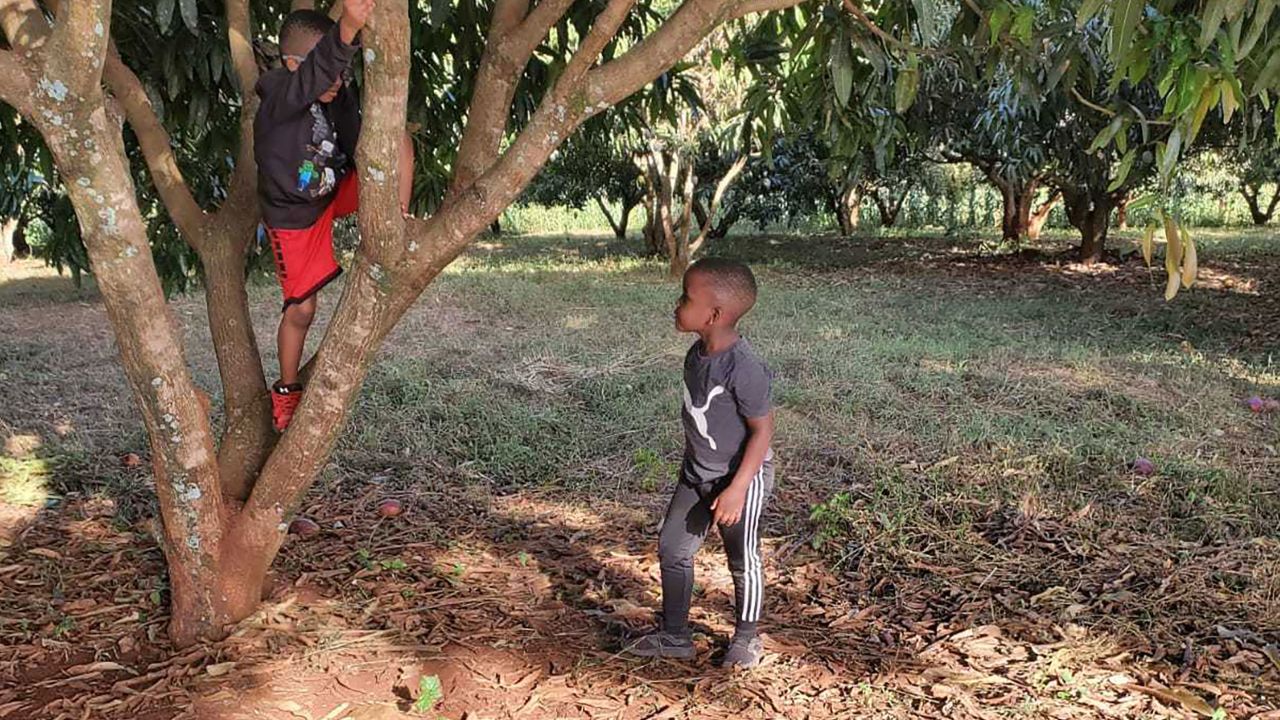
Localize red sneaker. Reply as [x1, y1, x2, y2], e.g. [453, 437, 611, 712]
[271, 382, 303, 432]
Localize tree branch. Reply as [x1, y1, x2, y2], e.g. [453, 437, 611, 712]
[0, 48, 33, 115]
[589, 0, 797, 108]
[728, 0, 801, 21]
[210, 0, 262, 255]
[689, 153, 746, 254]
[447, 0, 534, 199]
[102, 50, 206, 243]
[46, 0, 111, 95]
[0, 0, 47, 52]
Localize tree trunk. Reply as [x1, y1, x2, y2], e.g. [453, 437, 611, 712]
[596, 195, 625, 238]
[835, 184, 861, 236]
[617, 198, 635, 239]
[45, 105, 231, 647]
[988, 173, 1038, 242]
[1115, 192, 1130, 230]
[1027, 190, 1060, 240]
[875, 192, 901, 227]
[1063, 188, 1112, 264]
[0, 217, 17, 263]
[1241, 184, 1280, 225]
[998, 185, 1019, 242]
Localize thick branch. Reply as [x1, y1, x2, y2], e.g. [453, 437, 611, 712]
[0, 0, 45, 51]
[729, 0, 801, 20]
[589, 0, 798, 108]
[102, 51, 206, 242]
[214, 0, 261, 250]
[46, 0, 111, 95]
[0, 48, 33, 115]
[448, 0, 533, 198]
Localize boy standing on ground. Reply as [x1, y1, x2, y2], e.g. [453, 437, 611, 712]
[255, 0, 414, 430]
[625, 258, 776, 669]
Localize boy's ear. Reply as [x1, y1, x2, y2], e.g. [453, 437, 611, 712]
[710, 306, 722, 325]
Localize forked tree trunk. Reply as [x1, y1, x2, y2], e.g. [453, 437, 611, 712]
[1027, 190, 1060, 240]
[1241, 183, 1280, 225]
[1, 0, 804, 646]
[829, 183, 862, 236]
[596, 195, 636, 239]
[874, 190, 906, 227]
[988, 172, 1038, 242]
[1062, 188, 1112, 264]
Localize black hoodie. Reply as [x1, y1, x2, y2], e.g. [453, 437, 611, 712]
[254, 25, 362, 230]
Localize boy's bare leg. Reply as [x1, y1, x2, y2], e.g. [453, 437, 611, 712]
[278, 296, 318, 385]
[399, 132, 414, 214]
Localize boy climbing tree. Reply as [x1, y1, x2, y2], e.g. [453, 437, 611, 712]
[255, 0, 415, 430]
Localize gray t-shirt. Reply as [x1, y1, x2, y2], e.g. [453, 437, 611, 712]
[681, 338, 774, 484]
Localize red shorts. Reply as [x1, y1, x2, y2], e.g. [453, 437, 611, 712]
[266, 172, 359, 310]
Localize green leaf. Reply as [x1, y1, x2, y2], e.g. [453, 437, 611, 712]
[989, 2, 1012, 40]
[1011, 7, 1035, 44]
[1198, 0, 1226, 50]
[895, 65, 920, 114]
[1109, 148, 1136, 191]
[1088, 115, 1124, 152]
[913, 0, 937, 44]
[1252, 47, 1280, 95]
[830, 36, 853, 107]
[1077, 0, 1105, 28]
[852, 32, 887, 75]
[1240, 0, 1276, 57]
[1127, 193, 1158, 212]
[412, 675, 443, 715]
[1111, 0, 1145, 61]
[179, 0, 197, 33]
[156, 0, 175, 32]
[1159, 127, 1182, 181]
[1187, 82, 1219, 143]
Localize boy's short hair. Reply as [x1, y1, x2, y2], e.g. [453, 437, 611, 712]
[688, 257, 757, 319]
[280, 10, 335, 57]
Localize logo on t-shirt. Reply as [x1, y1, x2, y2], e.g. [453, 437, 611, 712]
[683, 383, 725, 451]
[296, 103, 345, 197]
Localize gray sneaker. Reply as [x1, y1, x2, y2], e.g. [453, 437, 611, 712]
[623, 631, 696, 658]
[721, 634, 763, 668]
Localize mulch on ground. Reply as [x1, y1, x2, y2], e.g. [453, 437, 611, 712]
[3, 463, 1279, 719]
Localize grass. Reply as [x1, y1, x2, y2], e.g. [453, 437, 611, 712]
[5, 228, 1277, 539]
[327, 231, 1279, 540]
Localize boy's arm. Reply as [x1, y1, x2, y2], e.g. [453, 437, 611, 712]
[710, 413, 774, 526]
[265, 25, 360, 119]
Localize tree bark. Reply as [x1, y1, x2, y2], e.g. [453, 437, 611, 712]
[596, 195, 625, 238]
[836, 184, 861, 236]
[617, 198, 636, 239]
[0, 217, 17, 263]
[1027, 190, 1059, 240]
[1241, 184, 1280, 225]
[874, 190, 904, 227]
[1114, 192, 1130, 230]
[1062, 188, 1112, 264]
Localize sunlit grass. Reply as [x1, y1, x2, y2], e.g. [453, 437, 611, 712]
[0, 455, 51, 507]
